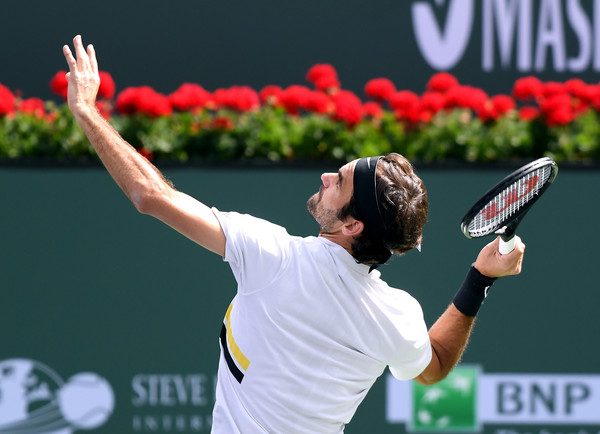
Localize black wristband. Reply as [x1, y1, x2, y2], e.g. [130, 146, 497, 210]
[453, 264, 497, 316]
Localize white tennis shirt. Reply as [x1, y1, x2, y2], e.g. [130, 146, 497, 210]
[211, 210, 431, 433]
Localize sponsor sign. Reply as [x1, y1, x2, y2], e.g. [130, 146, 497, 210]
[131, 373, 217, 432]
[411, 0, 600, 74]
[387, 365, 600, 432]
[0, 358, 114, 433]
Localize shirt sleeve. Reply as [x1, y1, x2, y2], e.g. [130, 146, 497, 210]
[213, 208, 292, 294]
[388, 335, 432, 381]
[386, 295, 432, 381]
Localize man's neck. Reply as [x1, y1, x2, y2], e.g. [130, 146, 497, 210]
[318, 232, 354, 256]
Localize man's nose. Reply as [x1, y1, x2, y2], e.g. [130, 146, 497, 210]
[321, 173, 334, 188]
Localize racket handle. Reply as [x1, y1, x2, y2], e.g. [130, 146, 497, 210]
[499, 236, 516, 255]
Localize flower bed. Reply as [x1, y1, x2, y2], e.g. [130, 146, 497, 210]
[1, 65, 599, 163]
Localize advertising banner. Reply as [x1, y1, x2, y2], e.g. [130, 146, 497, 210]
[388, 366, 600, 432]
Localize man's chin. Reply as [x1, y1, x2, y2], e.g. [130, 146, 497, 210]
[306, 193, 319, 215]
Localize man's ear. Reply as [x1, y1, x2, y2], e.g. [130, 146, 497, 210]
[341, 218, 364, 237]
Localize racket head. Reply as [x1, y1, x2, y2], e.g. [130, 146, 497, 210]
[461, 157, 558, 240]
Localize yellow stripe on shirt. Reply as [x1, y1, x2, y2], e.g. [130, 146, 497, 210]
[225, 303, 251, 371]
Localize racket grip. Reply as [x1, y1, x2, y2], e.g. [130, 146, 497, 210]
[498, 236, 516, 255]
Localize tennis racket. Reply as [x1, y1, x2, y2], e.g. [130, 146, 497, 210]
[460, 157, 559, 254]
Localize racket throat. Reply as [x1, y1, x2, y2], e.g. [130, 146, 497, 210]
[496, 210, 527, 240]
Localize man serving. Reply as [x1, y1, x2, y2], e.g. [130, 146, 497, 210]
[62, 35, 524, 433]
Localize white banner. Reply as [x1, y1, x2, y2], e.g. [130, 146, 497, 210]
[387, 368, 600, 430]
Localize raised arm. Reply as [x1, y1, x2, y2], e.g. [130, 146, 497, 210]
[414, 236, 525, 385]
[62, 35, 225, 256]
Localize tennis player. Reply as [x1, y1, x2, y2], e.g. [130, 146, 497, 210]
[62, 35, 525, 433]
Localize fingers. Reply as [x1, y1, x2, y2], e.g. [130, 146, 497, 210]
[63, 35, 96, 73]
[62, 44, 77, 72]
[474, 236, 526, 278]
[496, 236, 525, 275]
[61, 35, 101, 110]
[506, 236, 525, 273]
[73, 35, 89, 71]
[87, 44, 98, 74]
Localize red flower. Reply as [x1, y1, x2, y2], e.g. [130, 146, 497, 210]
[542, 81, 565, 98]
[573, 98, 590, 116]
[115, 86, 172, 117]
[332, 90, 363, 125]
[563, 80, 600, 110]
[363, 101, 383, 118]
[114, 87, 137, 114]
[512, 76, 543, 101]
[491, 94, 516, 115]
[518, 106, 539, 121]
[579, 84, 600, 106]
[364, 78, 396, 102]
[477, 95, 514, 122]
[418, 110, 433, 123]
[419, 92, 446, 122]
[137, 88, 172, 117]
[539, 93, 574, 126]
[545, 105, 574, 126]
[169, 83, 212, 111]
[0, 83, 16, 115]
[211, 88, 230, 109]
[426, 72, 459, 93]
[539, 93, 571, 116]
[565, 78, 586, 97]
[18, 97, 45, 118]
[314, 75, 340, 92]
[389, 91, 421, 123]
[98, 71, 116, 100]
[306, 64, 338, 85]
[259, 85, 283, 105]
[445, 86, 488, 112]
[50, 71, 69, 100]
[231, 86, 260, 112]
[212, 86, 260, 112]
[212, 117, 235, 130]
[396, 107, 423, 123]
[306, 91, 333, 114]
[280, 85, 312, 115]
[566, 82, 594, 115]
[389, 90, 420, 112]
[420, 92, 446, 113]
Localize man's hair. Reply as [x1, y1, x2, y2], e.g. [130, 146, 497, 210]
[339, 153, 428, 264]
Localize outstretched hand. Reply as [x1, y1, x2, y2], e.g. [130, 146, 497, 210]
[474, 236, 525, 278]
[62, 35, 100, 114]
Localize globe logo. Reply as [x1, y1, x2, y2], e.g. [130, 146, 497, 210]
[0, 359, 114, 433]
[411, 365, 479, 432]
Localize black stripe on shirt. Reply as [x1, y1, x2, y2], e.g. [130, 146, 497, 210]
[220, 324, 245, 384]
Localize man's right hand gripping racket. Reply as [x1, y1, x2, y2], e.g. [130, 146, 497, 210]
[460, 157, 559, 254]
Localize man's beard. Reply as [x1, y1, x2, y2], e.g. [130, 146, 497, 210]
[307, 188, 339, 234]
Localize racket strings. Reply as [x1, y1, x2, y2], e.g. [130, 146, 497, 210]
[468, 166, 553, 237]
